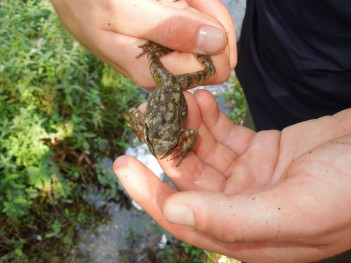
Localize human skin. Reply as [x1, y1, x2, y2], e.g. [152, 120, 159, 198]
[51, 0, 236, 89]
[51, 0, 351, 261]
[114, 90, 351, 263]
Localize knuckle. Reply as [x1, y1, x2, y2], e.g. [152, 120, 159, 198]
[156, 16, 197, 51]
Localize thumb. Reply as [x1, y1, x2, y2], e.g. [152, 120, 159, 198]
[162, 188, 315, 243]
[112, 0, 227, 54]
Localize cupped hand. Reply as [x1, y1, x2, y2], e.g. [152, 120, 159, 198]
[51, 0, 236, 89]
[113, 90, 351, 263]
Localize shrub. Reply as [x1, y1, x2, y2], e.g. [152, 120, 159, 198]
[0, 0, 140, 259]
[225, 73, 247, 125]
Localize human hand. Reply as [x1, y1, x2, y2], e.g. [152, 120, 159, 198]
[113, 90, 351, 263]
[51, 0, 235, 89]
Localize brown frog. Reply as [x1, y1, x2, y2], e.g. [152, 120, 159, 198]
[128, 41, 216, 166]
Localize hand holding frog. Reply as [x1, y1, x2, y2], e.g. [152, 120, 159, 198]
[51, 0, 236, 89]
[114, 90, 351, 263]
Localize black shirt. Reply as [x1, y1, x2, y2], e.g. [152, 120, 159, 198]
[236, 0, 351, 131]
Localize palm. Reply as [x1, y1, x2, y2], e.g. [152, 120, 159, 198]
[162, 91, 347, 193]
[115, 90, 351, 262]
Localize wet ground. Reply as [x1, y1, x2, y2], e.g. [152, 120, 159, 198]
[66, 202, 164, 262]
[62, 1, 246, 262]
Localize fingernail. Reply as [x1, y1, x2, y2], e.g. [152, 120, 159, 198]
[197, 25, 226, 54]
[163, 203, 195, 227]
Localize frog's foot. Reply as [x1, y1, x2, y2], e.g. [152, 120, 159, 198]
[167, 129, 199, 166]
[136, 41, 154, 58]
[137, 41, 173, 58]
[127, 108, 146, 142]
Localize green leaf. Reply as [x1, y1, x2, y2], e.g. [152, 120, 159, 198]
[51, 220, 61, 235]
[15, 247, 23, 256]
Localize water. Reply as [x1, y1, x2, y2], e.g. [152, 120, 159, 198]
[64, 1, 246, 262]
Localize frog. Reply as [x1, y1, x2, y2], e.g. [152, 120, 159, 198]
[128, 41, 216, 166]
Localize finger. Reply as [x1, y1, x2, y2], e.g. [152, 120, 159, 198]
[195, 90, 256, 157]
[113, 155, 175, 221]
[162, 189, 330, 262]
[162, 182, 326, 244]
[189, 0, 237, 68]
[113, 155, 224, 248]
[280, 108, 351, 161]
[223, 130, 281, 194]
[105, 0, 227, 55]
[158, 91, 228, 191]
[191, 91, 244, 176]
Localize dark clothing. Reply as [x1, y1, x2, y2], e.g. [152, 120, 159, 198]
[236, 0, 351, 131]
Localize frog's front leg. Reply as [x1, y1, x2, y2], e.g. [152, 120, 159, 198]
[168, 129, 199, 166]
[128, 108, 146, 143]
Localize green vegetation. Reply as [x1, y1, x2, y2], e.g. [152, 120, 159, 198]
[0, 0, 140, 260]
[225, 73, 247, 125]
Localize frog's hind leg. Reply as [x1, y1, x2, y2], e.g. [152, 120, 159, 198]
[137, 41, 174, 86]
[127, 108, 146, 143]
[176, 54, 216, 90]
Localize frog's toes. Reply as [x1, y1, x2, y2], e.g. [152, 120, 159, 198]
[167, 129, 199, 166]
